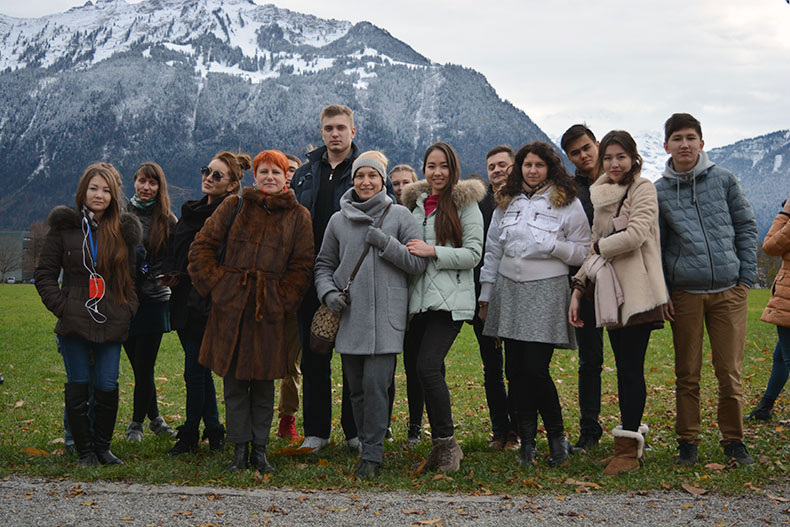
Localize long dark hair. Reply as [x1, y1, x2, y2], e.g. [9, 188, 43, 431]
[133, 162, 173, 258]
[75, 162, 134, 305]
[498, 141, 577, 206]
[423, 142, 463, 247]
[595, 130, 643, 186]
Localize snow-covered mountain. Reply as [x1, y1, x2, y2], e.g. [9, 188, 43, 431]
[0, 0, 550, 228]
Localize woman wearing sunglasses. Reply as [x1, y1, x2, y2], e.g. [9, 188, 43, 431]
[188, 150, 314, 473]
[161, 152, 244, 455]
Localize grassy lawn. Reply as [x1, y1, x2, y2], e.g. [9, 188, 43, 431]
[0, 283, 787, 494]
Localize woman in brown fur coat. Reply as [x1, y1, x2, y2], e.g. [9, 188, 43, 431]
[188, 150, 314, 473]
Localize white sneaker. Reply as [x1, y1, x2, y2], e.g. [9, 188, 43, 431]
[346, 436, 362, 453]
[300, 436, 329, 452]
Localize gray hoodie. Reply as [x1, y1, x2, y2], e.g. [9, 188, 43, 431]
[655, 151, 758, 293]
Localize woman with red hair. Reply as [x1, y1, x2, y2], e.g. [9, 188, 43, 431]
[189, 150, 314, 473]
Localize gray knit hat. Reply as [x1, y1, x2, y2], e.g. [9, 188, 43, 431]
[351, 156, 388, 185]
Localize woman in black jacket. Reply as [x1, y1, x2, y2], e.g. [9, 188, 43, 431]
[161, 152, 245, 455]
[35, 162, 142, 466]
[123, 162, 178, 443]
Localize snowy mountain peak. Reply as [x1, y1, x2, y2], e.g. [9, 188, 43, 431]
[0, 0, 428, 79]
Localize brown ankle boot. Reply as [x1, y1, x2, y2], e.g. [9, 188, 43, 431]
[603, 426, 644, 476]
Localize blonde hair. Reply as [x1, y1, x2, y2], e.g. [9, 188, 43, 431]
[389, 164, 417, 183]
[213, 150, 251, 195]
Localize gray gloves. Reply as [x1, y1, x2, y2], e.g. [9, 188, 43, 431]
[324, 291, 348, 314]
[365, 225, 390, 250]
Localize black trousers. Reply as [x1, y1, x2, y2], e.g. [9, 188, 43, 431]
[123, 332, 164, 423]
[403, 310, 462, 438]
[505, 340, 564, 437]
[296, 284, 356, 440]
[471, 313, 515, 438]
[608, 323, 652, 432]
[574, 296, 604, 438]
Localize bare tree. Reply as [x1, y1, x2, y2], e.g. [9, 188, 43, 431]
[0, 240, 22, 281]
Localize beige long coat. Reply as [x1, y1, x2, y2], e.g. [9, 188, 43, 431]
[761, 211, 790, 327]
[574, 175, 667, 326]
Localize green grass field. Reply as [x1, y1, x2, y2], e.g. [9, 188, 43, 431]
[0, 284, 787, 494]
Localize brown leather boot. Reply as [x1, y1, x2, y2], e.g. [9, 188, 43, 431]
[603, 426, 643, 476]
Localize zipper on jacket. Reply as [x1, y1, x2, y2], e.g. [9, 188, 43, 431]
[693, 199, 716, 290]
[456, 271, 461, 284]
[329, 168, 336, 181]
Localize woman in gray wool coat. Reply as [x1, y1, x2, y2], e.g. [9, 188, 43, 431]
[314, 151, 427, 479]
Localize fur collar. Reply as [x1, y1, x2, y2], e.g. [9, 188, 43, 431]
[242, 187, 298, 211]
[400, 179, 487, 212]
[495, 182, 575, 210]
[47, 205, 142, 247]
[590, 175, 645, 208]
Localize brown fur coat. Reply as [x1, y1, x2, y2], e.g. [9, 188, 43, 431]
[188, 188, 314, 380]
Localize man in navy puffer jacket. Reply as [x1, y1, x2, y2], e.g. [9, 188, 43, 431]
[655, 113, 758, 467]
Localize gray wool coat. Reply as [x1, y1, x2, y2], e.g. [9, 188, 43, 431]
[315, 188, 427, 355]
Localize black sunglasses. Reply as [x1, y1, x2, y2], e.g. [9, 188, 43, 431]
[201, 166, 224, 182]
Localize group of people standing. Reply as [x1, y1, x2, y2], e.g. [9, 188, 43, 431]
[35, 104, 780, 479]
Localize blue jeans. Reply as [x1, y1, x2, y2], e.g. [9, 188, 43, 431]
[179, 329, 221, 432]
[57, 336, 121, 392]
[764, 326, 790, 400]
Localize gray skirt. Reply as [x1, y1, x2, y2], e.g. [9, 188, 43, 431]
[483, 274, 577, 350]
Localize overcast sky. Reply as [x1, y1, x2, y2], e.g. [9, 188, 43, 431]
[1, 0, 788, 148]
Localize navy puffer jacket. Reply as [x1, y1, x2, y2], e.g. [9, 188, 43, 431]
[655, 151, 758, 293]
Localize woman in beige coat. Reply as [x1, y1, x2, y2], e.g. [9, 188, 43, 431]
[746, 199, 790, 421]
[568, 130, 667, 475]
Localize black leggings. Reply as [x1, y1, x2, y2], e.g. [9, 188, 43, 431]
[504, 340, 564, 437]
[608, 323, 652, 432]
[124, 332, 164, 423]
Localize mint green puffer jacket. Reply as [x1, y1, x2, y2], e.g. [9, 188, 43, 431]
[400, 179, 486, 321]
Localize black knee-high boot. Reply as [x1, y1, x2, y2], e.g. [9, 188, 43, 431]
[93, 387, 123, 465]
[517, 409, 538, 466]
[64, 382, 98, 467]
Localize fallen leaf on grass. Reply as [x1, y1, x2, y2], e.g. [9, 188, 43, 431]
[13, 400, 23, 408]
[431, 473, 452, 481]
[414, 459, 427, 476]
[767, 493, 790, 503]
[317, 458, 330, 467]
[681, 483, 708, 496]
[522, 479, 543, 489]
[402, 509, 425, 515]
[565, 478, 601, 490]
[746, 482, 762, 491]
[704, 463, 725, 471]
[20, 447, 49, 457]
[49, 438, 65, 445]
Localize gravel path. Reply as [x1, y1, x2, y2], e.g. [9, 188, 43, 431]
[1, 475, 789, 526]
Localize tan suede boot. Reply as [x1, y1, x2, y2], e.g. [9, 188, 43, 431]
[603, 426, 644, 476]
[427, 435, 463, 473]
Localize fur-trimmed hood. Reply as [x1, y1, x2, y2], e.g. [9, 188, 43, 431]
[495, 182, 575, 210]
[400, 179, 487, 212]
[47, 205, 142, 248]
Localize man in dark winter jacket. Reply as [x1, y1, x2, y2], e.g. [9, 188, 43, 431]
[655, 113, 758, 467]
[473, 145, 519, 450]
[291, 104, 394, 453]
[561, 124, 604, 452]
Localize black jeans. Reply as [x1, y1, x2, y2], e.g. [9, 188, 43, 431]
[471, 314, 515, 438]
[178, 329, 221, 433]
[403, 310, 462, 438]
[505, 340, 564, 437]
[608, 323, 652, 432]
[574, 296, 604, 438]
[297, 285, 356, 440]
[123, 332, 164, 423]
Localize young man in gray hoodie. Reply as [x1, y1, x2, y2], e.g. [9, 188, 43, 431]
[655, 113, 758, 466]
